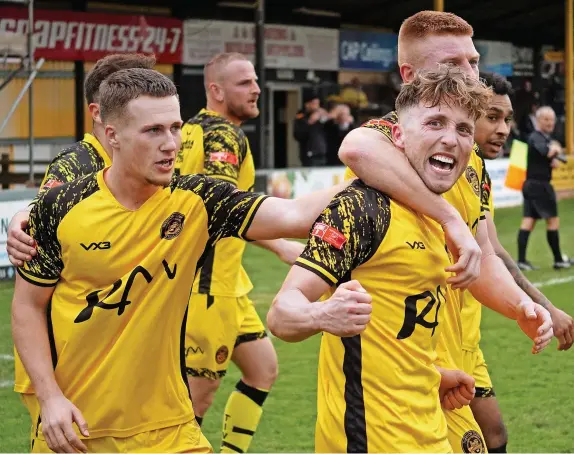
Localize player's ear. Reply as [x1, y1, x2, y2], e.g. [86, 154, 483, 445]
[392, 123, 406, 151]
[105, 124, 118, 148]
[210, 82, 224, 103]
[88, 103, 102, 123]
[399, 64, 414, 83]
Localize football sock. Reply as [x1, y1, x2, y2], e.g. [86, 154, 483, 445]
[517, 229, 531, 262]
[547, 230, 564, 263]
[221, 380, 269, 453]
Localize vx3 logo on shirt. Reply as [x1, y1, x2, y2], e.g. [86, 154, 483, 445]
[81, 241, 111, 251]
[74, 259, 177, 323]
[406, 241, 426, 250]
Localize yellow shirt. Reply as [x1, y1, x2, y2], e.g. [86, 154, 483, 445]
[461, 161, 494, 351]
[178, 109, 256, 297]
[297, 180, 452, 453]
[15, 133, 111, 394]
[345, 112, 485, 370]
[18, 171, 266, 438]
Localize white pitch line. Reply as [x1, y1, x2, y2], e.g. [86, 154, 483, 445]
[0, 380, 14, 388]
[0, 354, 14, 361]
[533, 275, 574, 288]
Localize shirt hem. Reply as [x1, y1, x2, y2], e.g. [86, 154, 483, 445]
[37, 412, 195, 440]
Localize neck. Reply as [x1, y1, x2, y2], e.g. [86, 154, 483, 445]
[104, 162, 160, 211]
[91, 124, 113, 159]
[205, 100, 242, 126]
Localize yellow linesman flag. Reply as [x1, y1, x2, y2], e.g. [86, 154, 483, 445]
[505, 139, 528, 190]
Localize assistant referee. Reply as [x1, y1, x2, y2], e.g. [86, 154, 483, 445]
[517, 106, 571, 270]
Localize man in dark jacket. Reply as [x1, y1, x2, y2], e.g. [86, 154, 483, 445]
[517, 106, 571, 270]
[293, 89, 329, 167]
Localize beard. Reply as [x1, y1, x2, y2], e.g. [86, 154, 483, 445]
[228, 101, 259, 122]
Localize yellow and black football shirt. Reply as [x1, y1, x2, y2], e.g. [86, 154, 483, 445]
[296, 180, 452, 453]
[346, 111, 485, 371]
[15, 133, 111, 395]
[461, 156, 494, 352]
[18, 171, 267, 438]
[177, 109, 256, 298]
[36, 133, 111, 198]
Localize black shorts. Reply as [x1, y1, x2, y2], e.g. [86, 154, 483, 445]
[522, 179, 558, 219]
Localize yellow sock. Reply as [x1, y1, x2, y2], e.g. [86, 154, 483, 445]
[221, 380, 269, 453]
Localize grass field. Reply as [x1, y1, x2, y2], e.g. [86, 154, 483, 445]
[1, 200, 574, 452]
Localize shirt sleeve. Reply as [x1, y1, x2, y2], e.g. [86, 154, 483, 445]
[17, 191, 64, 287]
[529, 133, 550, 157]
[294, 181, 391, 286]
[186, 175, 268, 242]
[360, 111, 398, 143]
[202, 122, 246, 186]
[32, 151, 83, 204]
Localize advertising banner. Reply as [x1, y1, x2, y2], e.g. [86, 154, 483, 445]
[339, 29, 397, 71]
[475, 40, 513, 76]
[0, 6, 183, 63]
[183, 20, 338, 70]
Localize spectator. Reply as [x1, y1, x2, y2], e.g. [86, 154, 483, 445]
[294, 88, 329, 167]
[324, 103, 355, 166]
[517, 106, 571, 270]
[339, 77, 369, 112]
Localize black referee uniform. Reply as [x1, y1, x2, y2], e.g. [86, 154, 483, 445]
[522, 130, 557, 219]
[517, 130, 570, 269]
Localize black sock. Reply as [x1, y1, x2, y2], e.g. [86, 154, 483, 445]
[547, 230, 564, 262]
[195, 415, 203, 427]
[489, 443, 507, 453]
[518, 229, 531, 262]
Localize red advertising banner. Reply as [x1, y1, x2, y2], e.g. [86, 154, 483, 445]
[0, 7, 182, 63]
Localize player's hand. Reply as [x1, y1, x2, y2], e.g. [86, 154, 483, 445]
[551, 158, 561, 169]
[277, 240, 305, 266]
[516, 300, 554, 354]
[40, 394, 89, 453]
[318, 280, 372, 337]
[6, 209, 36, 266]
[442, 216, 481, 290]
[548, 306, 574, 351]
[437, 367, 475, 410]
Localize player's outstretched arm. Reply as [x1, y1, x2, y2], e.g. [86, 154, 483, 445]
[339, 127, 481, 289]
[267, 269, 372, 343]
[12, 276, 89, 453]
[469, 220, 554, 354]
[484, 211, 574, 351]
[252, 239, 305, 265]
[245, 180, 351, 240]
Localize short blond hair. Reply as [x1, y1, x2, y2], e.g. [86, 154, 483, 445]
[396, 65, 492, 121]
[203, 52, 250, 90]
[398, 11, 473, 65]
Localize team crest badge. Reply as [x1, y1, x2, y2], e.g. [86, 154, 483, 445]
[465, 167, 480, 197]
[160, 212, 185, 240]
[215, 346, 229, 364]
[461, 430, 485, 453]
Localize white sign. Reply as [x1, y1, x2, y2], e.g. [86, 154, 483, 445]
[183, 20, 339, 71]
[484, 158, 523, 208]
[0, 198, 33, 268]
[266, 167, 346, 199]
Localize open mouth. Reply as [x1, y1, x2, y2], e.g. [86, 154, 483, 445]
[156, 158, 174, 170]
[488, 140, 505, 150]
[429, 154, 455, 172]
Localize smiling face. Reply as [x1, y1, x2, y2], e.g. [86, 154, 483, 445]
[474, 93, 513, 159]
[105, 95, 183, 188]
[393, 101, 475, 194]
